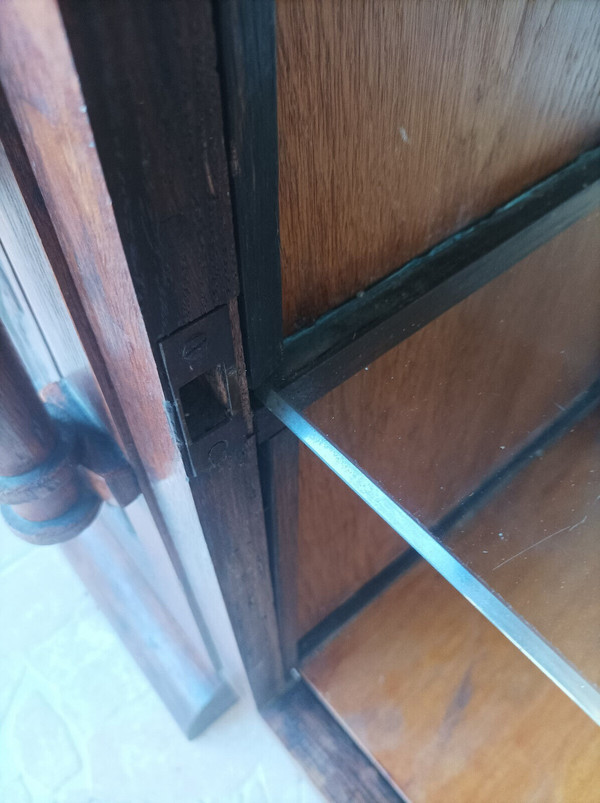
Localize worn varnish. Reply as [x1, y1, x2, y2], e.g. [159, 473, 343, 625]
[258, 428, 301, 671]
[277, 0, 600, 332]
[304, 559, 600, 802]
[297, 212, 600, 633]
[0, 140, 217, 665]
[56, 0, 285, 701]
[264, 680, 404, 802]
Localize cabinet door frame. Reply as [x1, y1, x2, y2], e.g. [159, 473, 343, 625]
[5, 0, 598, 795]
[60, 0, 600, 701]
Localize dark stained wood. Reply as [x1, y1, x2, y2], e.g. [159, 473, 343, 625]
[277, 0, 600, 332]
[191, 433, 285, 705]
[0, 49, 149, 482]
[303, 561, 600, 802]
[297, 211, 600, 634]
[216, 0, 283, 388]
[0, 321, 101, 542]
[264, 679, 405, 802]
[57, 0, 286, 701]
[0, 0, 284, 704]
[59, 0, 239, 341]
[65, 506, 236, 740]
[258, 428, 300, 672]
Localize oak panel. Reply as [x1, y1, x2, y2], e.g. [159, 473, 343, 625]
[277, 0, 600, 332]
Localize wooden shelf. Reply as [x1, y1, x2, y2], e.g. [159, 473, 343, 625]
[304, 559, 600, 802]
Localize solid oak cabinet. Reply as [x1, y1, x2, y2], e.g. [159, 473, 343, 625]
[1, 2, 599, 801]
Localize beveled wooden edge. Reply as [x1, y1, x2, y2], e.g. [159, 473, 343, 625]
[64, 506, 237, 739]
[262, 146, 600, 415]
[189, 432, 286, 706]
[53, 0, 286, 704]
[257, 427, 299, 673]
[263, 678, 406, 802]
[215, 0, 283, 389]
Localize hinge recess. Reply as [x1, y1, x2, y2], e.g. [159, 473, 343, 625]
[159, 306, 246, 476]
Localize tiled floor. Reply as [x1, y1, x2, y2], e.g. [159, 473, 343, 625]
[0, 522, 325, 803]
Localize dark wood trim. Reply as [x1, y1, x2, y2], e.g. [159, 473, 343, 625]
[298, 548, 420, 661]
[59, 0, 239, 344]
[0, 75, 230, 680]
[258, 427, 299, 673]
[190, 432, 285, 706]
[0, 82, 135, 464]
[58, 0, 286, 704]
[263, 679, 406, 802]
[215, 0, 283, 389]
[268, 147, 600, 412]
[0, 83, 236, 716]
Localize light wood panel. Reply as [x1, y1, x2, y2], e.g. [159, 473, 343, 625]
[277, 0, 600, 333]
[297, 212, 600, 633]
[304, 560, 600, 802]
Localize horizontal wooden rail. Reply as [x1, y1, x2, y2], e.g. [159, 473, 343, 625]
[261, 147, 600, 421]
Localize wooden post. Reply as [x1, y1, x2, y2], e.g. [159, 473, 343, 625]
[0, 319, 100, 542]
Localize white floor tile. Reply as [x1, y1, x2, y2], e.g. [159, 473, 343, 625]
[0, 522, 325, 803]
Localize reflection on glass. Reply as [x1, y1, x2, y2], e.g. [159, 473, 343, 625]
[266, 210, 600, 723]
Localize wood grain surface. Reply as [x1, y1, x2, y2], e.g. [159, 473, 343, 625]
[298, 447, 411, 635]
[297, 211, 600, 634]
[277, 0, 600, 333]
[59, 0, 239, 342]
[216, 0, 282, 388]
[189, 432, 286, 704]
[57, 0, 286, 700]
[258, 427, 300, 672]
[264, 680, 405, 802]
[304, 560, 600, 802]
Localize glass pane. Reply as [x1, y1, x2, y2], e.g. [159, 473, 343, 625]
[265, 209, 600, 724]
